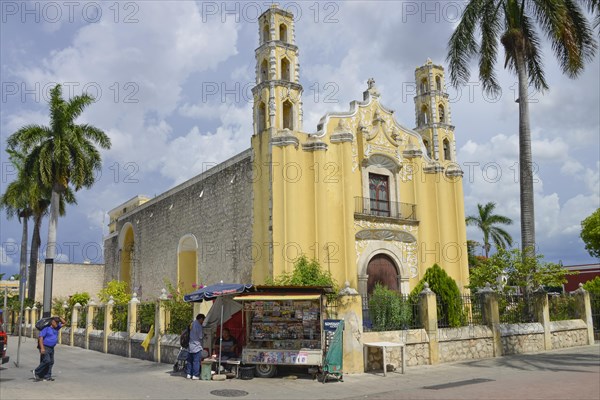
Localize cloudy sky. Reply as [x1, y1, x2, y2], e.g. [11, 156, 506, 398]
[1, 1, 598, 278]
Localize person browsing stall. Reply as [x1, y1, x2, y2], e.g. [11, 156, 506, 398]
[186, 313, 205, 380]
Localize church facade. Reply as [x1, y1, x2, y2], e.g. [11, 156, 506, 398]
[103, 6, 469, 299]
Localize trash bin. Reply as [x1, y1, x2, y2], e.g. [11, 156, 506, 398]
[201, 360, 214, 381]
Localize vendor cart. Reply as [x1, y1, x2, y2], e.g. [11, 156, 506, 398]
[234, 286, 329, 378]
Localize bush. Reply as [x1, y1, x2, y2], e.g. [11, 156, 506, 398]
[369, 284, 414, 331]
[163, 280, 193, 335]
[583, 276, 600, 295]
[410, 264, 466, 327]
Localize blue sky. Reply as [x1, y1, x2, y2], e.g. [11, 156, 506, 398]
[1, 1, 599, 278]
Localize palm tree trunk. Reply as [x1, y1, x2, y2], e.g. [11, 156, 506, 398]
[516, 52, 536, 258]
[42, 187, 60, 316]
[19, 214, 28, 300]
[28, 212, 43, 300]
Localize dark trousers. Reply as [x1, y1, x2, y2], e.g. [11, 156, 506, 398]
[35, 346, 55, 379]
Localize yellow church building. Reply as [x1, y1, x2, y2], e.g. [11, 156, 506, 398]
[104, 5, 469, 300]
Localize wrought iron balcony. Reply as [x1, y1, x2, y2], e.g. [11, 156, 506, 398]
[354, 197, 417, 222]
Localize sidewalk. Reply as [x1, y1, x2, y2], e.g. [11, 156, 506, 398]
[1, 335, 598, 400]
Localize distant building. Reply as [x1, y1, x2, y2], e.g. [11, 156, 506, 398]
[564, 264, 600, 292]
[35, 262, 105, 303]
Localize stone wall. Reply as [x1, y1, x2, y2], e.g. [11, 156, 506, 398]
[438, 326, 494, 363]
[89, 331, 104, 352]
[34, 262, 105, 303]
[499, 323, 545, 355]
[104, 150, 254, 297]
[107, 332, 128, 357]
[363, 329, 430, 369]
[550, 320, 589, 349]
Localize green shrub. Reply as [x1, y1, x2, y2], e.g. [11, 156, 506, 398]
[163, 280, 193, 334]
[583, 276, 600, 295]
[410, 264, 466, 327]
[369, 284, 414, 331]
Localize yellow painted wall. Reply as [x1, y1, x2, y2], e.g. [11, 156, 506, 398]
[177, 250, 197, 294]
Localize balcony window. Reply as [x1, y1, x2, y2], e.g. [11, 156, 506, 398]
[369, 173, 390, 217]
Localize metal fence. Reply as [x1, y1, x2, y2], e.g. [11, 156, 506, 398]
[137, 302, 155, 333]
[354, 197, 417, 221]
[436, 295, 483, 328]
[92, 305, 105, 330]
[548, 293, 578, 321]
[111, 304, 128, 332]
[462, 294, 483, 326]
[362, 294, 421, 331]
[77, 307, 88, 329]
[498, 294, 536, 324]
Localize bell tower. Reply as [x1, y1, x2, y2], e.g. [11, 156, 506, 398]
[252, 5, 303, 135]
[414, 59, 456, 163]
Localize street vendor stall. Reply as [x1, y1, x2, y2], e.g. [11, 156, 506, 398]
[234, 286, 329, 378]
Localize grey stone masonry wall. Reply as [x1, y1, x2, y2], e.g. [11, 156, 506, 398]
[104, 150, 254, 297]
[363, 329, 430, 369]
[549, 320, 589, 349]
[438, 326, 494, 363]
[500, 323, 545, 355]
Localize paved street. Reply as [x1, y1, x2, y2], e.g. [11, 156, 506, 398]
[1, 335, 598, 400]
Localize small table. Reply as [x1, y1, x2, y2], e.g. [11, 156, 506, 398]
[225, 359, 241, 378]
[363, 341, 405, 376]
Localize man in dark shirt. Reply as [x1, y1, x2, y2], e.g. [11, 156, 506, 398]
[32, 316, 65, 381]
[215, 328, 237, 359]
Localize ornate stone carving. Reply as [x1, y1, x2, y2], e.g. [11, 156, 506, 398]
[355, 229, 416, 243]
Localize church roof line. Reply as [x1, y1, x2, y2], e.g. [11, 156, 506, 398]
[113, 148, 252, 223]
[313, 84, 435, 164]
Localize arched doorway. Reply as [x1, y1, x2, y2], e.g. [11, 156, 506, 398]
[178, 235, 198, 294]
[366, 254, 398, 294]
[119, 223, 134, 292]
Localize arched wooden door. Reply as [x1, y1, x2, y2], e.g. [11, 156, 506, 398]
[367, 254, 399, 294]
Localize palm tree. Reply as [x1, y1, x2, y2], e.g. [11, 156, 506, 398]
[0, 150, 33, 300]
[7, 84, 111, 316]
[466, 202, 514, 257]
[27, 179, 75, 300]
[447, 0, 597, 257]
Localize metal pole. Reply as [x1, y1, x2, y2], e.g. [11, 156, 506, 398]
[218, 303, 223, 374]
[15, 275, 26, 367]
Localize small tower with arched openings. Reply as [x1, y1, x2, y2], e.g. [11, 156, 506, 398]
[414, 59, 456, 163]
[252, 5, 303, 135]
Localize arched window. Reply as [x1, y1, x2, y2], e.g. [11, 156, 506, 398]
[443, 138, 451, 160]
[423, 139, 431, 158]
[119, 223, 135, 293]
[438, 104, 445, 123]
[279, 23, 288, 42]
[262, 24, 269, 43]
[260, 59, 268, 82]
[177, 235, 198, 294]
[258, 102, 266, 132]
[420, 78, 428, 94]
[420, 105, 429, 125]
[281, 58, 290, 81]
[282, 100, 293, 130]
[436, 76, 442, 91]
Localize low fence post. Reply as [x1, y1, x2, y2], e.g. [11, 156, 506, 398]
[533, 288, 551, 350]
[336, 282, 364, 374]
[104, 296, 114, 353]
[128, 293, 140, 358]
[30, 306, 38, 338]
[155, 289, 168, 363]
[573, 283, 595, 345]
[25, 306, 31, 337]
[480, 283, 502, 357]
[71, 303, 80, 346]
[86, 301, 95, 350]
[419, 283, 439, 365]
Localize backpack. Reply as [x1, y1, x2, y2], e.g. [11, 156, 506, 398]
[35, 317, 53, 331]
[180, 325, 191, 348]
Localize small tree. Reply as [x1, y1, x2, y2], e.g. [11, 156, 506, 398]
[268, 255, 339, 303]
[580, 208, 600, 258]
[410, 264, 465, 327]
[583, 276, 600, 295]
[369, 284, 413, 331]
[163, 279, 193, 335]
